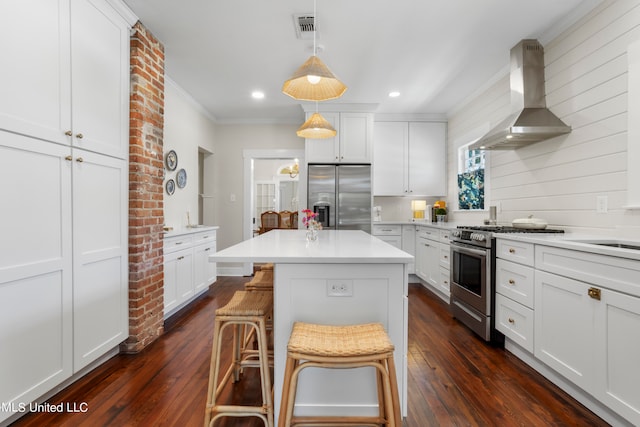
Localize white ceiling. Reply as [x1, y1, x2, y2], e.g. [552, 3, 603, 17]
[122, 0, 601, 124]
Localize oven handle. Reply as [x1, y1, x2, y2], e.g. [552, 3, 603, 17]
[451, 243, 487, 257]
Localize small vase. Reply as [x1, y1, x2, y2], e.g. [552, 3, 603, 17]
[437, 215, 446, 223]
[306, 226, 319, 242]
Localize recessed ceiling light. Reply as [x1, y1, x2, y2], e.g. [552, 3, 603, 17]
[388, 91, 400, 98]
[251, 91, 265, 99]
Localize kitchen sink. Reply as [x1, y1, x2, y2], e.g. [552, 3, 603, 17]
[569, 240, 640, 251]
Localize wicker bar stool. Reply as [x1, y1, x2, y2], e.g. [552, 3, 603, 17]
[278, 322, 401, 427]
[245, 270, 274, 292]
[204, 291, 274, 427]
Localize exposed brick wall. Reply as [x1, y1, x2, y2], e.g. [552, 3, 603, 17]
[122, 22, 166, 353]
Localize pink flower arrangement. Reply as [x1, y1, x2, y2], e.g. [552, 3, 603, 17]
[301, 209, 321, 229]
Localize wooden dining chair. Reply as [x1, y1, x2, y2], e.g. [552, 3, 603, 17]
[279, 211, 293, 229]
[259, 211, 281, 234]
[290, 211, 298, 229]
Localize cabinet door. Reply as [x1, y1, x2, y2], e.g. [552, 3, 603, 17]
[340, 112, 372, 163]
[0, 133, 73, 422]
[70, 0, 129, 159]
[415, 237, 429, 281]
[594, 289, 640, 425]
[534, 271, 595, 391]
[72, 149, 128, 371]
[305, 112, 340, 163]
[0, 0, 71, 145]
[194, 241, 217, 293]
[373, 122, 407, 195]
[401, 225, 415, 274]
[408, 122, 446, 196]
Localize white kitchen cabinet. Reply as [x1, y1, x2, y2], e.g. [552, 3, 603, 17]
[402, 225, 416, 275]
[373, 121, 446, 196]
[194, 232, 218, 293]
[0, 134, 73, 420]
[0, 0, 130, 159]
[495, 238, 536, 353]
[533, 246, 640, 425]
[0, 0, 130, 421]
[305, 112, 373, 163]
[163, 228, 218, 318]
[415, 225, 450, 300]
[0, 132, 128, 421]
[71, 149, 128, 371]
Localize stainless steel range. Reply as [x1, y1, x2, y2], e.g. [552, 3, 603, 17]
[449, 225, 564, 343]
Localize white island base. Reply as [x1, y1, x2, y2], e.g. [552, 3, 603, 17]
[210, 230, 411, 423]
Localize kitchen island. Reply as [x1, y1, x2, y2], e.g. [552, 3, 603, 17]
[209, 229, 413, 423]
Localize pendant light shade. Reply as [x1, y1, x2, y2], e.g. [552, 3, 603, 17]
[296, 112, 337, 139]
[282, 55, 347, 101]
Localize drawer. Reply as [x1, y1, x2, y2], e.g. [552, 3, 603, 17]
[496, 259, 535, 308]
[377, 234, 402, 249]
[164, 234, 194, 254]
[416, 226, 437, 240]
[495, 293, 534, 353]
[439, 244, 450, 269]
[496, 239, 534, 266]
[372, 224, 401, 236]
[439, 229, 451, 244]
[193, 230, 217, 245]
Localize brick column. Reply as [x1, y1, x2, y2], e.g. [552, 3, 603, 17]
[123, 22, 165, 353]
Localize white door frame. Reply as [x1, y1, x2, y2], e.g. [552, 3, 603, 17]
[242, 149, 305, 276]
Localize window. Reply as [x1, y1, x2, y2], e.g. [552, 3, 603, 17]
[457, 145, 486, 210]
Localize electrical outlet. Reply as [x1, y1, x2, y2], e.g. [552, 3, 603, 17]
[327, 280, 353, 297]
[596, 196, 608, 213]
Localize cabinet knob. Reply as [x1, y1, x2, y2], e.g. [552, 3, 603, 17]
[65, 130, 73, 136]
[508, 318, 515, 324]
[75, 157, 84, 163]
[75, 133, 84, 139]
[509, 248, 516, 254]
[508, 279, 515, 285]
[177, 256, 185, 260]
[588, 287, 601, 300]
[204, 248, 210, 251]
[65, 155, 73, 161]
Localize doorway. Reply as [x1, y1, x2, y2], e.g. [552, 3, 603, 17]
[242, 149, 305, 275]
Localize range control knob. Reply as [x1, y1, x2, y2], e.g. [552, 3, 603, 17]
[451, 230, 461, 238]
[470, 233, 486, 242]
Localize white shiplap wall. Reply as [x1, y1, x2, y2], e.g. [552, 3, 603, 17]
[447, 0, 640, 237]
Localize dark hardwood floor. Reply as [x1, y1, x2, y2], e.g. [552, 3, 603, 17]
[10, 277, 608, 427]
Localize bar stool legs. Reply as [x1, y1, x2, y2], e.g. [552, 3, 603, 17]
[278, 322, 401, 427]
[204, 291, 274, 427]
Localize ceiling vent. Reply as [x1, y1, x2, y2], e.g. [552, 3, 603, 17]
[293, 14, 316, 40]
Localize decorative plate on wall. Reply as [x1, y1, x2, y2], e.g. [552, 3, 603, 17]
[176, 168, 187, 188]
[166, 179, 176, 195]
[165, 150, 178, 171]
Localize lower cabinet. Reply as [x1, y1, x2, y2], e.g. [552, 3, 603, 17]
[163, 228, 218, 319]
[535, 269, 640, 424]
[0, 132, 128, 424]
[495, 238, 640, 426]
[415, 226, 450, 301]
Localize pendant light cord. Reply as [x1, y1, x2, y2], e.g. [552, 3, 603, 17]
[313, 0, 317, 56]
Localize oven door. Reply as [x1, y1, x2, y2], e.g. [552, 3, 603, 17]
[450, 241, 491, 315]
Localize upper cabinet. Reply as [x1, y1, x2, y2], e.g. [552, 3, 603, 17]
[0, 0, 130, 159]
[373, 121, 446, 196]
[305, 112, 374, 164]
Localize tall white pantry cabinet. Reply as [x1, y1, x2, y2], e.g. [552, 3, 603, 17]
[0, 0, 131, 423]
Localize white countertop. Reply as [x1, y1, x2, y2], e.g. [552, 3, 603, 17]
[210, 229, 414, 264]
[494, 232, 640, 261]
[373, 220, 466, 229]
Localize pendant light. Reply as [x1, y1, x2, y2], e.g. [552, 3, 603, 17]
[282, 0, 347, 101]
[296, 106, 336, 139]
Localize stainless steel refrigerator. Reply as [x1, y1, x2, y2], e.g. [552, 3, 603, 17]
[307, 164, 372, 233]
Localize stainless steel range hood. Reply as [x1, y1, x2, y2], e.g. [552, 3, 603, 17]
[470, 39, 570, 150]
